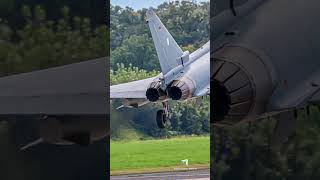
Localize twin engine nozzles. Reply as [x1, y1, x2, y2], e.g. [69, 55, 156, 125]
[146, 77, 195, 102]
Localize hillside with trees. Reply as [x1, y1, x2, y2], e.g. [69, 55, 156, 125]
[110, 1, 210, 140]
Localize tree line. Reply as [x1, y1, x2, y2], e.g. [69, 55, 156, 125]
[111, 1, 209, 71]
[0, 3, 108, 77]
[0, 0, 106, 28]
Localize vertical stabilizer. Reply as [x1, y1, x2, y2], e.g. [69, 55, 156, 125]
[146, 9, 184, 75]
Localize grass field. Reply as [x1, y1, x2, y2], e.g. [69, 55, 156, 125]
[110, 136, 210, 174]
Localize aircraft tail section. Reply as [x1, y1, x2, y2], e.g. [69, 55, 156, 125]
[146, 9, 184, 75]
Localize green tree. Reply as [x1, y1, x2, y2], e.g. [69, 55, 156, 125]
[0, 4, 108, 76]
[110, 1, 209, 70]
[111, 35, 158, 71]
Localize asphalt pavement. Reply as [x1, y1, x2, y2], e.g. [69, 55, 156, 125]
[110, 168, 210, 180]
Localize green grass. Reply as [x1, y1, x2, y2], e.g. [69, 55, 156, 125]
[110, 136, 210, 174]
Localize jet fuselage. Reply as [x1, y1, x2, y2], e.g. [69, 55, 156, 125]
[212, 0, 320, 124]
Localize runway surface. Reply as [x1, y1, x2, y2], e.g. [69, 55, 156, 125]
[111, 169, 210, 180]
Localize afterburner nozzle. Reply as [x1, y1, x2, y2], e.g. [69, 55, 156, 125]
[167, 77, 195, 101]
[146, 81, 166, 102]
[146, 87, 160, 102]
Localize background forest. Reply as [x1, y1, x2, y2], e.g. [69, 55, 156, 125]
[110, 1, 210, 140]
[0, 0, 108, 77]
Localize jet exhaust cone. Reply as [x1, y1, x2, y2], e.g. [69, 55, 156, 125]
[211, 80, 231, 122]
[211, 58, 254, 125]
[168, 86, 183, 100]
[146, 81, 168, 102]
[167, 78, 194, 101]
[146, 88, 160, 102]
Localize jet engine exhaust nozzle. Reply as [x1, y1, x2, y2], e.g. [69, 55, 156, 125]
[146, 81, 166, 102]
[212, 46, 274, 125]
[168, 86, 183, 100]
[146, 87, 160, 102]
[168, 77, 195, 100]
[211, 59, 254, 124]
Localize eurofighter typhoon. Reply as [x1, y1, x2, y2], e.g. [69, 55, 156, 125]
[110, 9, 210, 128]
[212, 0, 320, 143]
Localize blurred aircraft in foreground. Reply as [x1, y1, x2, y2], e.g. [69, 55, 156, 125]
[211, 0, 320, 143]
[0, 58, 108, 149]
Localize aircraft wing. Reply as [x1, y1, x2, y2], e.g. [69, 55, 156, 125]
[110, 77, 158, 99]
[268, 70, 320, 145]
[0, 58, 108, 115]
[310, 92, 320, 104]
[269, 68, 320, 110]
[195, 84, 210, 97]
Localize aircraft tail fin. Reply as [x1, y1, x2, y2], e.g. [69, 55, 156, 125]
[146, 9, 184, 75]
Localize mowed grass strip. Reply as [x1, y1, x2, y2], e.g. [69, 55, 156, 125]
[110, 136, 210, 173]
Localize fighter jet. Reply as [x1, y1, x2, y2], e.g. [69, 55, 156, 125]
[110, 9, 210, 128]
[211, 0, 320, 143]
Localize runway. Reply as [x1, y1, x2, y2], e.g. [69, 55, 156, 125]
[110, 168, 210, 180]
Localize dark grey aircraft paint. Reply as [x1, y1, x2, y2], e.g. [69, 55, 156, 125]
[211, 0, 320, 140]
[0, 58, 109, 147]
[0, 58, 110, 179]
[0, 58, 108, 115]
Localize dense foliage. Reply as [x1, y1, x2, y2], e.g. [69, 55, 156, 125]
[0, 0, 106, 28]
[110, 1, 209, 71]
[110, 1, 210, 140]
[0, 4, 108, 77]
[211, 107, 320, 180]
